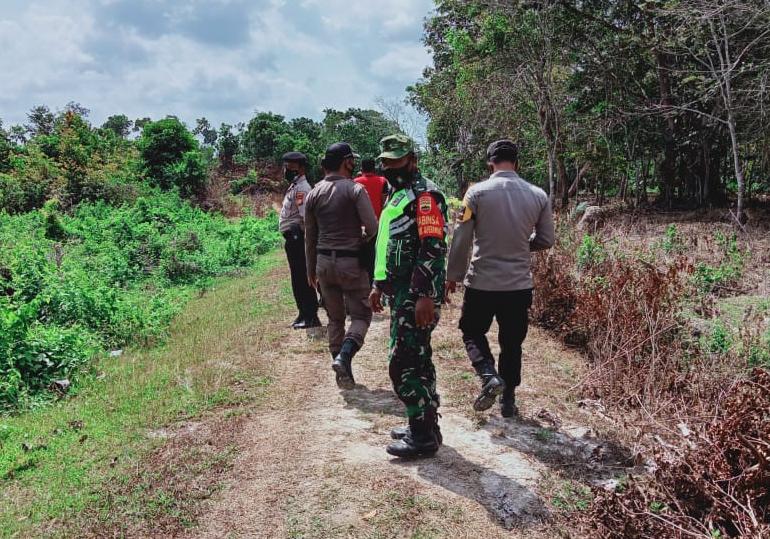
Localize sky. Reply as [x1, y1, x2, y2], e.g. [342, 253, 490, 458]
[0, 0, 435, 130]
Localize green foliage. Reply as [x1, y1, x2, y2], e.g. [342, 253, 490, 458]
[137, 118, 207, 196]
[0, 191, 280, 411]
[661, 224, 684, 253]
[217, 123, 239, 165]
[230, 169, 259, 194]
[551, 481, 593, 512]
[413, 0, 770, 207]
[708, 320, 733, 355]
[101, 115, 133, 138]
[577, 234, 606, 269]
[241, 112, 290, 161]
[692, 232, 747, 294]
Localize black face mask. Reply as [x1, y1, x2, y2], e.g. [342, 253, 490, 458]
[284, 169, 298, 182]
[383, 166, 414, 189]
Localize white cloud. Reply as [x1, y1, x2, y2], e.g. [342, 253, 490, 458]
[370, 44, 432, 79]
[0, 0, 433, 128]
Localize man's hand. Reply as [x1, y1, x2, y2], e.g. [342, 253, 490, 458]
[369, 288, 384, 313]
[415, 297, 435, 329]
[308, 273, 318, 289]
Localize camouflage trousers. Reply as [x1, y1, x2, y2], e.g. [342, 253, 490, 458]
[388, 282, 440, 420]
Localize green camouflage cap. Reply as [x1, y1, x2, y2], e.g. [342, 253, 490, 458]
[377, 134, 415, 160]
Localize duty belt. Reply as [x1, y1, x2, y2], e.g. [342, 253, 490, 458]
[318, 248, 360, 258]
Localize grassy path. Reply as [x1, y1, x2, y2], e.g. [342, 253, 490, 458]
[1, 252, 635, 538]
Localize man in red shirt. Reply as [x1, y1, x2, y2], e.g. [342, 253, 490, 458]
[354, 158, 389, 282]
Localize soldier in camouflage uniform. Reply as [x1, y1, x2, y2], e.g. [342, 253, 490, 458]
[369, 134, 448, 458]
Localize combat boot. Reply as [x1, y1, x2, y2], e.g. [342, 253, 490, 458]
[386, 410, 440, 458]
[500, 387, 518, 418]
[473, 360, 505, 411]
[390, 412, 442, 446]
[332, 338, 359, 390]
[291, 314, 303, 328]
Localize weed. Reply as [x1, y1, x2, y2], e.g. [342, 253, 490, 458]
[660, 224, 684, 254]
[551, 481, 593, 512]
[708, 320, 733, 354]
[576, 234, 606, 269]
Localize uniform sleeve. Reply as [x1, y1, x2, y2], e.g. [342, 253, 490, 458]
[356, 185, 379, 241]
[446, 190, 476, 282]
[530, 196, 555, 252]
[296, 182, 310, 220]
[410, 192, 447, 301]
[304, 193, 318, 276]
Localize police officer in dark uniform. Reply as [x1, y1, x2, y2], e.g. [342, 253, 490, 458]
[279, 152, 320, 329]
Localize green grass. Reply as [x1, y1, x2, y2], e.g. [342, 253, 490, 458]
[0, 251, 290, 537]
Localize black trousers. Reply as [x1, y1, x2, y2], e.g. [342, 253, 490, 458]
[459, 288, 533, 389]
[284, 231, 318, 321]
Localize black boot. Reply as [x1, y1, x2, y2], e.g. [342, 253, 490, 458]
[500, 387, 517, 418]
[390, 413, 442, 446]
[332, 338, 359, 390]
[294, 314, 321, 330]
[473, 360, 505, 411]
[386, 409, 440, 458]
[291, 314, 303, 328]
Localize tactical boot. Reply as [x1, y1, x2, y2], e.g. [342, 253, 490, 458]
[291, 314, 303, 328]
[332, 338, 359, 390]
[386, 412, 439, 458]
[473, 360, 505, 411]
[390, 412, 442, 446]
[500, 387, 518, 418]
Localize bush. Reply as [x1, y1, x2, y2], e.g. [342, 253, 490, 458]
[137, 119, 208, 196]
[588, 368, 770, 538]
[0, 191, 280, 411]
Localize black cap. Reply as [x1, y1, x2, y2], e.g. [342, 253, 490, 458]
[282, 151, 307, 164]
[486, 139, 518, 162]
[324, 142, 360, 161]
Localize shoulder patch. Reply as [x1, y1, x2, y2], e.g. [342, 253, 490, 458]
[295, 191, 305, 206]
[419, 195, 433, 214]
[458, 192, 473, 223]
[416, 193, 445, 240]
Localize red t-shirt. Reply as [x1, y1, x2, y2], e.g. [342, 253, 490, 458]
[354, 173, 388, 220]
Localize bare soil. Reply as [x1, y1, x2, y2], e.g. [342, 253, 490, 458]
[176, 276, 632, 538]
[91, 263, 638, 538]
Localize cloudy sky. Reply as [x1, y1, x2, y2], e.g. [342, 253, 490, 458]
[0, 0, 435, 128]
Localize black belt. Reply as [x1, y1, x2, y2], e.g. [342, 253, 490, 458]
[318, 248, 360, 258]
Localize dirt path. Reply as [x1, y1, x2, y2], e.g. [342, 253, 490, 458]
[184, 268, 634, 538]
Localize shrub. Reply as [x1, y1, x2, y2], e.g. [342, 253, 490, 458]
[0, 191, 280, 411]
[137, 119, 208, 196]
[587, 368, 770, 538]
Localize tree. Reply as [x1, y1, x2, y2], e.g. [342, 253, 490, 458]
[241, 112, 289, 160]
[665, 0, 770, 225]
[26, 105, 55, 137]
[0, 119, 12, 173]
[320, 108, 401, 160]
[133, 117, 152, 133]
[101, 115, 133, 138]
[193, 117, 218, 146]
[136, 118, 206, 196]
[217, 123, 239, 167]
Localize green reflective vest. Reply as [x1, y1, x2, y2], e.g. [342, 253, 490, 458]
[374, 187, 415, 281]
